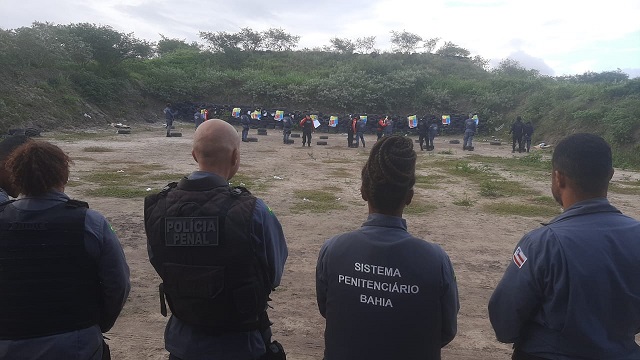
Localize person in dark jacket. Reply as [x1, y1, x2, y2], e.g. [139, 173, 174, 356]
[164, 103, 178, 137]
[316, 136, 459, 360]
[240, 114, 251, 142]
[282, 115, 293, 144]
[417, 117, 428, 151]
[354, 117, 366, 148]
[463, 114, 477, 151]
[300, 114, 314, 147]
[489, 133, 640, 360]
[510, 116, 524, 153]
[144, 119, 288, 360]
[427, 117, 438, 151]
[523, 121, 534, 153]
[347, 116, 357, 148]
[0, 141, 130, 360]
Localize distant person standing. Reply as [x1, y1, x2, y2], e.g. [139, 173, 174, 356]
[489, 133, 640, 360]
[417, 116, 428, 151]
[523, 121, 534, 153]
[510, 116, 524, 153]
[463, 114, 477, 151]
[383, 117, 393, 137]
[193, 108, 204, 129]
[376, 116, 388, 140]
[300, 114, 314, 147]
[164, 103, 178, 137]
[240, 114, 251, 142]
[354, 117, 366, 148]
[316, 136, 459, 360]
[427, 119, 438, 151]
[347, 116, 357, 147]
[282, 115, 293, 144]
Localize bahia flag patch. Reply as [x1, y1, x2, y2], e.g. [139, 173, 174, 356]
[513, 247, 527, 268]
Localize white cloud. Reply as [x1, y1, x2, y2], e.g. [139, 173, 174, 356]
[1, 0, 638, 76]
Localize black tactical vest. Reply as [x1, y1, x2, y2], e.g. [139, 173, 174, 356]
[144, 176, 270, 334]
[0, 200, 101, 339]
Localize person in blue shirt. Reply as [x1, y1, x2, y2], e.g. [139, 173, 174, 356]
[489, 133, 640, 360]
[316, 136, 459, 360]
[164, 103, 178, 137]
[462, 113, 477, 151]
[144, 119, 288, 360]
[0, 140, 130, 360]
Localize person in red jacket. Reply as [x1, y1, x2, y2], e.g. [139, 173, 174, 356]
[376, 116, 388, 140]
[300, 114, 314, 147]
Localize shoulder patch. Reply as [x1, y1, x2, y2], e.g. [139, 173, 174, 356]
[513, 246, 527, 268]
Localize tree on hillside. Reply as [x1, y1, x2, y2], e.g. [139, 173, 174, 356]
[355, 36, 377, 53]
[493, 58, 539, 77]
[238, 27, 263, 52]
[199, 31, 241, 52]
[560, 70, 629, 84]
[329, 37, 355, 54]
[435, 41, 470, 57]
[472, 55, 490, 70]
[157, 35, 200, 56]
[66, 23, 153, 65]
[262, 28, 300, 51]
[390, 30, 422, 54]
[422, 37, 440, 53]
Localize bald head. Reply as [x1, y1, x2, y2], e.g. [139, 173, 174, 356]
[192, 119, 241, 180]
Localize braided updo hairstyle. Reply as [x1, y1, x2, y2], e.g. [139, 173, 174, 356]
[361, 136, 416, 211]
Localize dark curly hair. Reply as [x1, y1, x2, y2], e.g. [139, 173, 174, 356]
[361, 136, 416, 211]
[5, 141, 71, 196]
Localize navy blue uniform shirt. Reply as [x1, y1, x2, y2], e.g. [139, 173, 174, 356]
[489, 198, 640, 359]
[317, 213, 459, 360]
[0, 191, 130, 360]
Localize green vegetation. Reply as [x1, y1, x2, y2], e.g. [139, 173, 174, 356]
[437, 149, 454, 155]
[483, 202, 560, 218]
[609, 183, 640, 195]
[76, 164, 187, 198]
[479, 179, 539, 198]
[404, 201, 437, 215]
[229, 173, 268, 193]
[414, 174, 446, 189]
[1, 23, 639, 168]
[453, 194, 476, 207]
[85, 187, 151, 198]
[291, 189, 346, 213]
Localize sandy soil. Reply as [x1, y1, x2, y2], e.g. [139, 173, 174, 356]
[46, 121, 640, 360]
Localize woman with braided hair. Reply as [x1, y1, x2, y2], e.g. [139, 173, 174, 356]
[316, 136, 459, 360]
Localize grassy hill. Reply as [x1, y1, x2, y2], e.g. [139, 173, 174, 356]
[1, 24, 638, 167]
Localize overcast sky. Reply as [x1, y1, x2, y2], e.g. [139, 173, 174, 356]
[1, 0, 639, 77]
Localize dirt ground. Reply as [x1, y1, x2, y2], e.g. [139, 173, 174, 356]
[45, 121, 640, 360]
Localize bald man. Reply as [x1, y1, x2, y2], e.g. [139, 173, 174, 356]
[144, 119, 288, 360]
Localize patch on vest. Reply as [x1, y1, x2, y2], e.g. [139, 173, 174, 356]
[165, 217, 219, 246]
